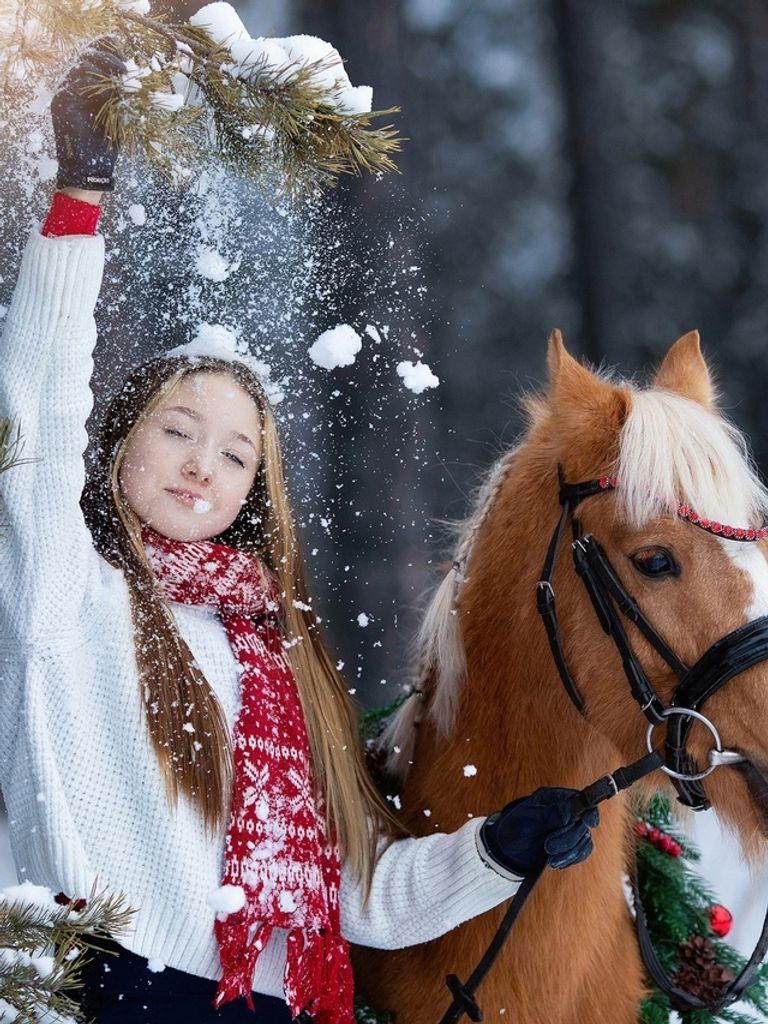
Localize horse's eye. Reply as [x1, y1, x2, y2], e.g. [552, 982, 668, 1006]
[630, 547, 679, 579]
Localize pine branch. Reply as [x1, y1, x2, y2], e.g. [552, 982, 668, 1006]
[0, 887, 134, 952]
[0, 0, 403, 195]
[0, 885, 135, 1024]
[0, 420, 25, 477]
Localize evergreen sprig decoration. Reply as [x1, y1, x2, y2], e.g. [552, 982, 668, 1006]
[0, 420, 24, 479]
[0, 0, 402, 194]
[636, 793, 768, 1024]
[0, 884, 135, 1024]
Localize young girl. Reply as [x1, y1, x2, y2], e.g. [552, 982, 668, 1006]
[0, 51, 598, 1023]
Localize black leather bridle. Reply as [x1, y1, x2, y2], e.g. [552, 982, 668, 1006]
[438, 469, 768, 1023]
[537, 468, 768, 812]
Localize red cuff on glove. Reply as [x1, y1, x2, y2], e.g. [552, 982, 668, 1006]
[42, 192, 102, 238]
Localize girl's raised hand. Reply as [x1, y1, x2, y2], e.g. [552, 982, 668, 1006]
[51, 43, 125, 195]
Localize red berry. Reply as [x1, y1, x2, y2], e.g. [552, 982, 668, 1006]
[709, 904, 733, 937]
[649, 827, 661, 844]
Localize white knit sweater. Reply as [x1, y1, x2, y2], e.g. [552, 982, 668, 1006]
[0, 230, 519, 1002]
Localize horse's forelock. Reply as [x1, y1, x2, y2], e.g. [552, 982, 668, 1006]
[617, 388, 768, 530]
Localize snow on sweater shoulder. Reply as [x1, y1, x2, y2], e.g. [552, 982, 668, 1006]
[0, 230, 518, 1000]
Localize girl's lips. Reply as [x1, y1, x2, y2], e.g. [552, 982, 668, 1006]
[166, 488, 203, 508]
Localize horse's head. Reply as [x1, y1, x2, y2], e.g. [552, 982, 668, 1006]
[388, 329, 768, 852]
[540, 329, 768, 849]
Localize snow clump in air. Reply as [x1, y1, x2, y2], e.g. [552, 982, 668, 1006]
[463, 764, 477, 777]
[128, 204, 147, 226]
[147, 958, 166, 972]
[396, 359, 440, 394]
[189, 3, 373, 113]
[207, 884, 246, 921]
[195, 246, 232, 282]
[309, 325, 362, 370]
[166, 323, 285, 404]
[357, 612, 370, 627]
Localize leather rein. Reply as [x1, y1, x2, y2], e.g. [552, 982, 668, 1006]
[439, 469, 768, 1022]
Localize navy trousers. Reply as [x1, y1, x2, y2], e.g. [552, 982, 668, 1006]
[75, 938, 294, 1023]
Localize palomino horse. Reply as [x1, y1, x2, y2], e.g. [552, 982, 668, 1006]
[356, 332, 768, 1023]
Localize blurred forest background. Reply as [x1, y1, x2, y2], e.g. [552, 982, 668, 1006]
[115, 0, 768, 707]
[232, 0, 768, 708]
[5, 0, 768, 712]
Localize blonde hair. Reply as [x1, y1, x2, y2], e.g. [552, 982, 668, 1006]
[82, 355, 400, 882]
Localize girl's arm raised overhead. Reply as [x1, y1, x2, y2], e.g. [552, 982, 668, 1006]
[0, 50, 121, 643]
[0, 213, 106, 643]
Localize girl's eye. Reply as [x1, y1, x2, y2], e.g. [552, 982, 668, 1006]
[224, 452, 246, 468]
[164, 427, 190, 439]
[630, 547, 679, 579]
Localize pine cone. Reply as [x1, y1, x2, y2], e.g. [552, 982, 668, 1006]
[671, 935, 735, 1001]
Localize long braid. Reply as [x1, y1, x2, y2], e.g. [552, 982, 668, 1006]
[382, 448, 520, 777]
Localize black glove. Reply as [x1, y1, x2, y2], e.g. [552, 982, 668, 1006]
[51, 43, 125, 191]
[479, 786, 599, 877]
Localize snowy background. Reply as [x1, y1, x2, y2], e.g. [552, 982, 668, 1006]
[3, 0, 768, 1013]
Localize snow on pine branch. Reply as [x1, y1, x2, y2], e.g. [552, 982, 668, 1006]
[0, 0, 402, 194]
[0, 882, 135, 1024]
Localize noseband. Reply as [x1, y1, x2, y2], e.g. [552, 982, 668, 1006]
[537, 469, 768, 810]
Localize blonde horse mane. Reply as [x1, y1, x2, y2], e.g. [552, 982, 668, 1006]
[382, 380, 768, 780]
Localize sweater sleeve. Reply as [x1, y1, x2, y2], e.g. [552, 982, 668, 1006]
[339, 818, 521, 949]
[0, 229, 107, 642]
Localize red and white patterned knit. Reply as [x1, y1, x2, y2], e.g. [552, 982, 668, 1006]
[143, 527, 354, 1023]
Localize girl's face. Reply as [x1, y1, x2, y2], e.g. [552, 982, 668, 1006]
[118, 371, 262, 542]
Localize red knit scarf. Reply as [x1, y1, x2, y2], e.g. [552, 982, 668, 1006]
[142, 527, 354, 1023]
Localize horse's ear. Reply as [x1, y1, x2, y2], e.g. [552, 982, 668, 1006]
[547, 329, 607, 396]
[653, 330, 715, 409]
[547, 330, 629, 464]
